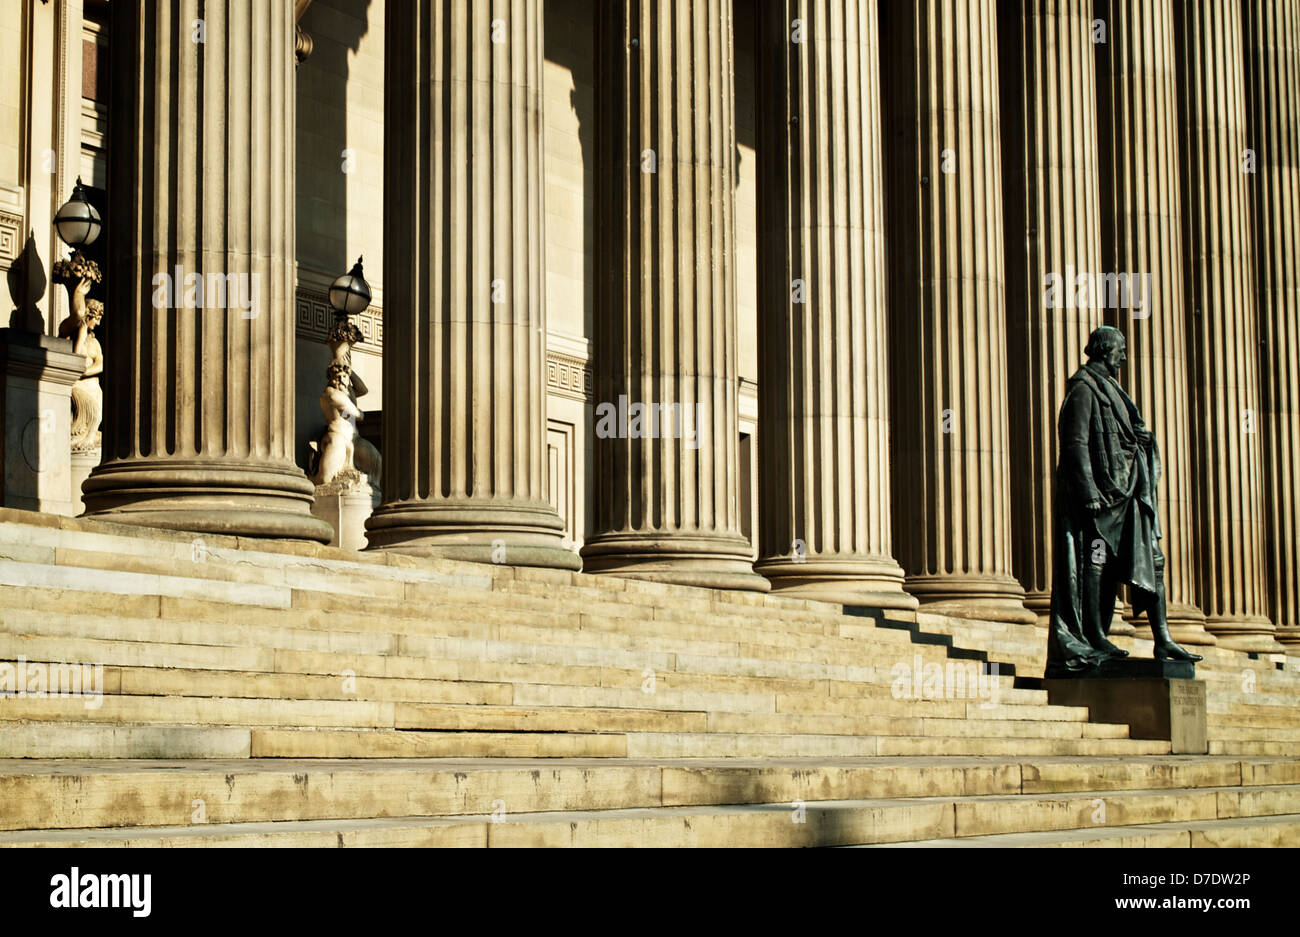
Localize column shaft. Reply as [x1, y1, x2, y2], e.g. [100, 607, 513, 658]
[1000, 0, 1107, 621]
[367, 0, 578, 569]
[84, 0, 330, 542]
[1245, 0, 1300, 654]
[752, 0, 913, 608]
[1096, 0, 1212, 644]
[1176, 0, 1279, 650]
[881, 0, 1035, 623]
[581, 0, 766, 591]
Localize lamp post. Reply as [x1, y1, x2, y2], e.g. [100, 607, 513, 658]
[51, 178, 107, 498]
[51, 177, 103, 312]
[326, 257, 370, 400]
[309, 257, 374, 489]
[328, 256, 371, 318]
[309, 257, 379, 549]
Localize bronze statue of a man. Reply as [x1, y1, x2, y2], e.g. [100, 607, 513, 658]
[1048, 326, 1201, 671]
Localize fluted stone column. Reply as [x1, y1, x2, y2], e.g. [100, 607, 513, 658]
[751, 0, 914, 609]
[1095, 0, 1213, 645]
[1244, 0, 1300, 655]
[999, 0, 1107, 622]
[881, 0, 1035, 623]
[366, 1, 578, 569]
[582, 0, 766, 591]
[1176, 0, 1280, 651]
[83, 0, 331, 542]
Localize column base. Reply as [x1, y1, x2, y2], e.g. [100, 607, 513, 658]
[366, 499, 581, 570]
[581, 532, 769, 592]
[1024, 590, 1050, 627]
[1203, 616, 1286, 653]
[904, 573, 1038, 624]
[81, 459, 332, 542]
[1275, 626, 1300, 657]
[755, 556, 917, 610]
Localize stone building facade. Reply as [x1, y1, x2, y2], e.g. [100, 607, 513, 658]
[2, 0, 1298, 656]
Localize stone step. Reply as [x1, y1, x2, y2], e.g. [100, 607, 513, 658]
[0, 694, 399, 729]
[967, 703, 1090, 722]
[254, 729, 880, 759]
[83, 663, 1002, 719]
[6, 755, 1280, 832]
[0, 722, 631, 759]
[4, 784, 1294, 847]
[872, 737, 1171, 756]
[507, 681, 1044, 715]
[623, 733, 1167, 759]
[0, 723, 253, 758]
[1210, 740, 1300, 755]
[108, 666, 516, 706]
[1209, 705, 1300, 728]
[0, 694, 714, 735]
[699, 711, 1129, 739]
[851, 814, 1300, 848]
[1204, 723, 1300, 741]
[390, 704, 1125, 740]
[246, 727, 1167, 759]
[772, 686, 1050, 713]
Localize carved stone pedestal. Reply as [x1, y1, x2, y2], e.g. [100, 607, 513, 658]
[0, 329, 84, 516]
[1043, 669, 1207, 755]
[69, 447, 100, 516]
[312, 474, 373, 552]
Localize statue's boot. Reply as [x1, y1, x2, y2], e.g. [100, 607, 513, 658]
[1082, 565, 1128, 660]
[1148, 585, 1202, 663]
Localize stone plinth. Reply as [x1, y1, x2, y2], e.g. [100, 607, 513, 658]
[311, 476, 372, 552]
[0, 329, 84, 516]
[69, 447, 100, 516]
[1043, 675, 1208, 755]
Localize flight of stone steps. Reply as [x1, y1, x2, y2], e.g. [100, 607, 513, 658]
[1, 508, 1297, 847]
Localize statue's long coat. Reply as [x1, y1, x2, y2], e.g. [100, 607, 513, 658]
[1048, 362, 1163, 667]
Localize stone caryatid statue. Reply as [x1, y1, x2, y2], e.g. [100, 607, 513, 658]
[311, 361, 364, 488]
[309, 317, 380, 492]
[55, 271, 104, 452]
[1048, 326, 1202, 672]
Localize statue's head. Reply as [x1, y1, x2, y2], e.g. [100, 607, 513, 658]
[326, 362, 350, 390]
[85, 299, 104, 328]
[1085, 326, 1126, 378]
